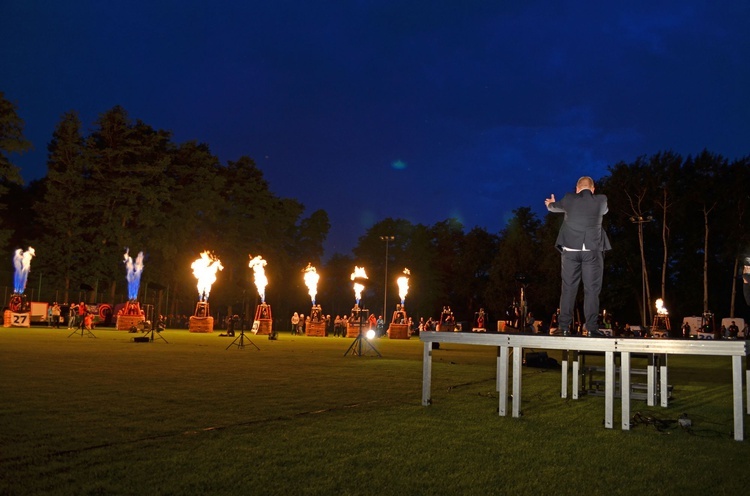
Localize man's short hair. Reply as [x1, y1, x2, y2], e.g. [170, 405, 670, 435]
[577, 176, 594, 190]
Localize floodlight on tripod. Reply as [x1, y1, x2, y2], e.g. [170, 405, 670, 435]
[344, 267, 381, 357]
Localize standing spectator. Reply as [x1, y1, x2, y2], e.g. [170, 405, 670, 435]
[51, 302, 61, 329]
[78, 302, 86, 325]
[376, 315, 385, 336]
[291, 312, 299, 335]
[68, 302, 78, 329]
[333, 315, 342, 337]
[681, 321, 691, 339]
[47, 304, 53, 327]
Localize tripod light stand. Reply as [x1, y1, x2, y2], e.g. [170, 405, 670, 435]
[144, 318, 168, 343]
[226, 314, 260, 350]
[68, 315, 96, 338]
[344, 306, 381, 357]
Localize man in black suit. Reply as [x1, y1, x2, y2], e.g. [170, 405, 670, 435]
[545, 176, 611, 336]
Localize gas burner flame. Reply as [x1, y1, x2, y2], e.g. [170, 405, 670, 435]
[350, 266, 368, 305]
[655, 298, 669, 315]
[248, 255, 268, 303]
[397, 268, 410, 305]
[13, 247, 35, 294]
[191, 251, 223, 301]
[123, 249, 144, 301]
[303, 263, 319, 305]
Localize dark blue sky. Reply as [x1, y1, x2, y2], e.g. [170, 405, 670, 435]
[3, 1, 748, 256]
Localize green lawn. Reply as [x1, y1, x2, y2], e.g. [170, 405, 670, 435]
[1, 326, 747, 495]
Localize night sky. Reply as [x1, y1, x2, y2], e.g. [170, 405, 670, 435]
[3, 1, 748, 256]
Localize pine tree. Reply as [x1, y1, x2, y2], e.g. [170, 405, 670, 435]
[33, 111, 90, 303]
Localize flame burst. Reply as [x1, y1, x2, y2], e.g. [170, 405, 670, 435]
[350, 266, 368, 304]
[248, 255, 268, 302]
[655, 298, 669, 315]
[123, 249, 145, 301]
[303, 263, 320, 305]
[397, 268, 410, 305]
[12, 247, 35, 294]
[191, 251, 223, 301]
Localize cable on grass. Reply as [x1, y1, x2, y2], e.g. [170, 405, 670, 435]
[631, 412, 678, 433]
[630, 411, 729, 438]
[446, 377, 496, 392]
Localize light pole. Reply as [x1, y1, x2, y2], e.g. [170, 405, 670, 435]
[379, 235, 394, 322]
[629, 215, 653, 328]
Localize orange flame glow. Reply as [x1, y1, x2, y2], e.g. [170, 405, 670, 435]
[397, 268, 410, 304]
[303, 263, 320, 304]
[191, 251, 223, 301]
[248, 255, 268, 302]
[655, 298, 669, 315]
[350, 266, 368, 303]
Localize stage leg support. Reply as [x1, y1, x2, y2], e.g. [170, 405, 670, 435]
[422, 341, 432, 406]
[732, 355, 743, 441]
[604, 351, 614, 429]
[512, 345, 522, 417]
[660, 354, 669, 408]
[498, 345, 509, 416]
[621, 351, 631, 430]
[561, 350, 568, 398]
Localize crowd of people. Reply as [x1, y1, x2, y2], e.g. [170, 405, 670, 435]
[45, 302, 95, 330]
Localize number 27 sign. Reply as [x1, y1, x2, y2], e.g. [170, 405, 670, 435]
[10, 312, 31, 327]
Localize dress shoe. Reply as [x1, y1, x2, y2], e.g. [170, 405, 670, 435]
[588, 329, 608, 337]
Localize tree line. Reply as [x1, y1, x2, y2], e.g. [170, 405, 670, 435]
[1, 92, 749, 331]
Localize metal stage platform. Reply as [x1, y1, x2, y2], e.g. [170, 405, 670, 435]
[419, 332, 749, 441]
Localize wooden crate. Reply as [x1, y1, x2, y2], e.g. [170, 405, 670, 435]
[436, 322, 456, 332]
[116, 314, 143, 331]
[189, 316, 214, 333]
[387, 323, 409, 339]
[346, 322, 364, 338]
[255, 319, 273, 335]
[306, 321, 326, 337]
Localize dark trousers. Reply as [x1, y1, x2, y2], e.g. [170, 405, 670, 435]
[559, 249, 604, 333]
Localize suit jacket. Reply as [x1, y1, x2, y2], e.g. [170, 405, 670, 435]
[547, 190, 611, 252]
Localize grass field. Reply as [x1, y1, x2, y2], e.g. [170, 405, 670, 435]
[1, 326, 748, 495]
